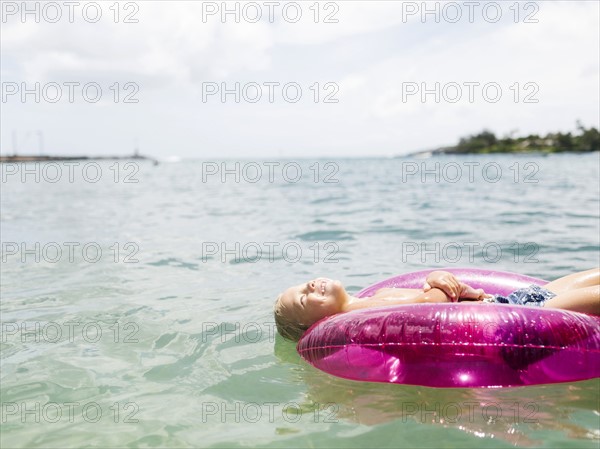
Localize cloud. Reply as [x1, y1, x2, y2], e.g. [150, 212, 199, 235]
[2, 2, 274, 84]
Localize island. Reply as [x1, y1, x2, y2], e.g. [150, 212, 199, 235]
[409, 121, 599, 156]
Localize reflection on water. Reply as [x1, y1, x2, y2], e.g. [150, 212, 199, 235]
[275, 336, 600, 447]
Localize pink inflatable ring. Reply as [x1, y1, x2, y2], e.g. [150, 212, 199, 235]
[297, 268, 600, 388]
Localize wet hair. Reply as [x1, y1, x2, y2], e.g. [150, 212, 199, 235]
[273, 293, 309, 341]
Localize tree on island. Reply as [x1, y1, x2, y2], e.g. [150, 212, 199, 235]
[449, 121, 599, 154]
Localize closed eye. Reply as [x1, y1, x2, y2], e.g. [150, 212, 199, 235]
[299, 283, 310, 307]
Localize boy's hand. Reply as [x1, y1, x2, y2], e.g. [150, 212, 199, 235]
[423, 271, 461, 301]
[458, 283, 491, 301]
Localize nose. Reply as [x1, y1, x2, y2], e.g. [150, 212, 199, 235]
[308, 280, 316, 292]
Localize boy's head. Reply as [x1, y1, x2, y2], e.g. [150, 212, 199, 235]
[273, 293, 309, 341]
[273, 278, 348, 341]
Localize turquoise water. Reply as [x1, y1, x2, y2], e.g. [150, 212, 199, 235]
[1, 153, 599, 448]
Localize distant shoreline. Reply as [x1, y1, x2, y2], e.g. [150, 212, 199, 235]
[0, 154, 159, 164]
[408, 123, 599, 157]
[408, 148, 600, 157]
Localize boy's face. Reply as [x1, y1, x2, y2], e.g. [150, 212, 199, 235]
[279, 278, 348, 327]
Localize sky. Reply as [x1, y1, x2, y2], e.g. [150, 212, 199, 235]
[1, 0, 599, 159]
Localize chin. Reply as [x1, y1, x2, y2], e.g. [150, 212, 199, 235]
[333, 279, 344, 289]
[330, 280, 346, 297]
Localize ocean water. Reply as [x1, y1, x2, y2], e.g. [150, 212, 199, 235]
[1, 153, 599, 448]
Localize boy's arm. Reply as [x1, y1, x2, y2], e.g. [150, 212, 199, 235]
[423, 271, 461, 300]
[458, 283, 490, 301]
[423, 271, 490, 301]
[416, 287, 455, 303]
[347, 288, 452, 311]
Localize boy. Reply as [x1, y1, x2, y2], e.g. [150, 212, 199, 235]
[274, 268, 600, 341]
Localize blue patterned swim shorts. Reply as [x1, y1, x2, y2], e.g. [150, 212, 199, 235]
[489, 284, 556, 307]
